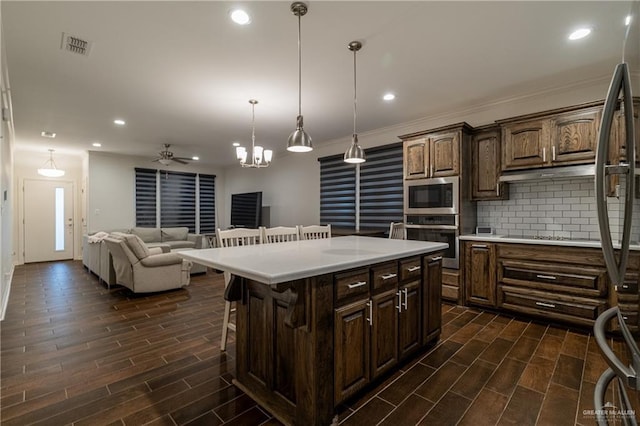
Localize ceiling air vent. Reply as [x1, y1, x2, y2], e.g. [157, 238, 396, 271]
[60, 32, 92, 56]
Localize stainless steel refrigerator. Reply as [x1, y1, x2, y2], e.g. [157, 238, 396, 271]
[594, 2, 640, 424]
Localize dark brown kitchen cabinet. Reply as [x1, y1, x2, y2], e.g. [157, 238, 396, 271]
[398, 280, 421, 359]
[370, 289, 399, 378]
[472, 126, 507, 200]
[500, 103, 603, 172]
[423, 253, 443, 343]
[334, 299, 370, 404]
[401, 125, 470, 179]
[464, 242, 497, 308]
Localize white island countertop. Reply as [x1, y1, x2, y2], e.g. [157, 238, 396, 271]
[176, 236, 448, 285]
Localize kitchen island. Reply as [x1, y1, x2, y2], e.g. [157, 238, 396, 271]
[178, 236, 447, 425]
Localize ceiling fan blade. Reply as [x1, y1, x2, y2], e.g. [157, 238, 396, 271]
[172, 159, 187, 165]
[173, 157, 192, 161]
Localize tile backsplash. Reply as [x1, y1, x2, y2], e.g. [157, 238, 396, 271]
[476, 177, 640, 241]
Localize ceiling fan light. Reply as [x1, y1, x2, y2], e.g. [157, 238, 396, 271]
[344, 135, 366, 164]
[158, 158, 172, 166]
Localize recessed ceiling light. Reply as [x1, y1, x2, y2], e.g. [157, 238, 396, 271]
[41, 131, 56, 138]
[92, 142, 102, 147]
[625, 15, 632, 26]
[568, 28, 591, 40]
[113, 119, 126, 125]
[192, 156, 199, 161]
[383, 93, 396, 101]
[232, 142, 240, 147]
[230, 9, 251, 25]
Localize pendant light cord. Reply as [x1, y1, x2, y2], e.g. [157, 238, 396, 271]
[353, 48, 357, 136]
[297, 12, 302, 116]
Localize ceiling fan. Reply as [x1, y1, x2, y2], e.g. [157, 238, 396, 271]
[152, 144, 192, 166]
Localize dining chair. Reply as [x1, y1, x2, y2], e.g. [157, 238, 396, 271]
[388, 222, 407, 240]
[298, 224, 332, 240]
[260, 226, 299, 244]
[216, 227, 261, 351]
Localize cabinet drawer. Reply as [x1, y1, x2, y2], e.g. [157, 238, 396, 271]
[399, 257, 421, 281]
[499, 259, 606, 297]
[372, 262, 399, 291]
[335, 269, 370, 303]
[498, 285, 606, 326]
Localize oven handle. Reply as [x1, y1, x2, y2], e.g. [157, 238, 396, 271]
[405, 224, 459, 231]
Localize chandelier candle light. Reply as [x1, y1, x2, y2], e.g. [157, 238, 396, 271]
[344, 41, 366, 164]
[37, 149, 66, 177]
[236, 99, 273, 168]
[286, 1, 313, 153]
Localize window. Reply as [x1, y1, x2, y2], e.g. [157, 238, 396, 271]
[319, 142, 403, 232]
[135, 169, 216, 233]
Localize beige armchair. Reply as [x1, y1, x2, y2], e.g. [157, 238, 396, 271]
[103, 234, 192, 293]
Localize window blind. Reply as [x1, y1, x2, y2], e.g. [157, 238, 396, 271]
[359, 143, 404, 230]
[134, 168, 157, 227]
[160, 171, 196, 232]
[198, 174, 216, 234]
[319, 154, 356, 228]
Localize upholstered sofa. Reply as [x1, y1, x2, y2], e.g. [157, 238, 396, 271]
[103, 234, 192, 293]
[83, 227, 206, 287]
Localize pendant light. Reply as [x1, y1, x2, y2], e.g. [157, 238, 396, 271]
[344, 41, 366, 164]
[287, 2, 313, 153]
[236, 99, 273, 168]
[37, 149, 65, 177]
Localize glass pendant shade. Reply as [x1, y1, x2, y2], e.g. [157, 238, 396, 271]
[37, 149, 65, 177]
[344, 135, 366, 164]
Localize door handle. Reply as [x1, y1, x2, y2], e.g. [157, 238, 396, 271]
[403, 288, 409, 310]
[367, 301, 373, 327]
[396, 291, 402, 313]
[347, 281, 367, 289]
[381, 273, 397, 281]
[407, 265, 421, 273]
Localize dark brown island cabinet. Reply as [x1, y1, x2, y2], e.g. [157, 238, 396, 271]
[222, 251, 443, 425]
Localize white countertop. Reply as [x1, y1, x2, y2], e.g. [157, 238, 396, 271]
[176, 236, 448, 284]
[460, 234, 640, 250]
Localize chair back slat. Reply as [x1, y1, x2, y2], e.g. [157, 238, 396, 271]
[388, 222, 406, 240]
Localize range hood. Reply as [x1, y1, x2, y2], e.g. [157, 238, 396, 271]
[499, 164, 595, 182]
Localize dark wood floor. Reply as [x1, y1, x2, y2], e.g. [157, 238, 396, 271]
[1, 260, 638, 425]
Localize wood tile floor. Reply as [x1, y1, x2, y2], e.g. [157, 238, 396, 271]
[1, 260, 638, 425]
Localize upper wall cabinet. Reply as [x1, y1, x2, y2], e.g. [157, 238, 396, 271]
[500, 104, 603, 172]
[400, 123, 471, 180]
[472, 125, 507, 200]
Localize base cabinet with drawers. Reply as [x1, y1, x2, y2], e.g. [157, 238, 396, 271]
[334, 254, 442, 405]
[462, 240, 639, 331]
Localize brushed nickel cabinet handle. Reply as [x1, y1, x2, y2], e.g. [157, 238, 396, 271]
[407, 266, 421, 272]
[347, 281, 367, 289]
[431, 256, 443, 261]
[496, 182, 500, 196]
[472, 244, 488, 248]
[403, 288, 409, 310]
[396, 291, 402, 313]
[552, 145, 556, 161]
[543, 147, 546, 162]
[381, 273, 397, 281]
[536, 274, 557, 280]
[536, 301, 556, 308]
[430, 164, 434, 177]
[368, 301, 373, 326]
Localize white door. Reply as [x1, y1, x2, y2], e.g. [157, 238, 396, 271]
[24, 179, 74, 263]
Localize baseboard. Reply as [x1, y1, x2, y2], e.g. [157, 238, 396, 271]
[0, 264, 15, 321]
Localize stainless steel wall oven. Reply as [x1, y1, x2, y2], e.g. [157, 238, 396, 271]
[406, 214, 459, 269]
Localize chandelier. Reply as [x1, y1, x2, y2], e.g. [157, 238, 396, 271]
[236, 99, 273, 168]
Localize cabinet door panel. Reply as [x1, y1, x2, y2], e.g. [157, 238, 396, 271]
[502, 120, 550, 170]
[465, 243, 497, 308]
[430, 132, 460, 176]
[551, 109, 600, 164]
[334, 299, 370, 404]
[398, 281, 421, 359]
[370, 290, 398, 378]
[423, 256, 443, 343]
[404, 140, 428, 179]
[472, 129, 507, 200]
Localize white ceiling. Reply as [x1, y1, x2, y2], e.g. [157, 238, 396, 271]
[2, 1, 639, 167]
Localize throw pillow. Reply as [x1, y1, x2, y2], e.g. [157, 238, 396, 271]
[124, 235, 151, 260]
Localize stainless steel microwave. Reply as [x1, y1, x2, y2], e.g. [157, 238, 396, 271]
[404, 176, 459, 215]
